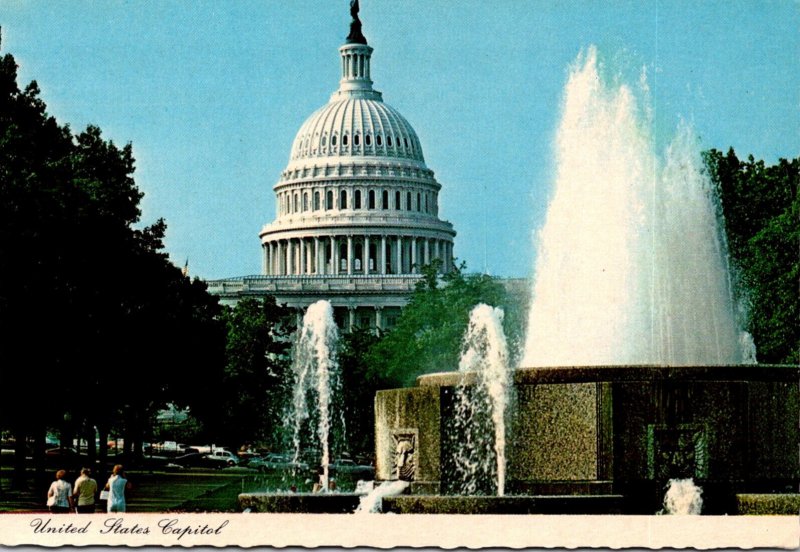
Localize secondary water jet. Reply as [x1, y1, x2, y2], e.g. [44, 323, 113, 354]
[450, 304, 511, 496]
[288, 299, 343, 493]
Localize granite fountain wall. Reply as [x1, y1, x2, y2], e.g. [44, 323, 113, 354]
[374, 365, 799, 513]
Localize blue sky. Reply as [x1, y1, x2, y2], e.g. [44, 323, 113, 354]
[4, 0, 798, 279]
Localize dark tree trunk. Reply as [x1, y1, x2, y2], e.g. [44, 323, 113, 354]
[11, 426, 27, 490]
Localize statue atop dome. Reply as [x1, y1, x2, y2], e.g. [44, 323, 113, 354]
[346, 0, 368, 45]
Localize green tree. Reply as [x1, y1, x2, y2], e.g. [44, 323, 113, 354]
[0, 48, 225, 488]
[705, 149, 799, 364]
[338, 327, 386, 458]
[367, 262, 525, 387]
[214, 297, 294, 450]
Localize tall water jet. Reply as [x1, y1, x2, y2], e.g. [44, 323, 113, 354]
[522, 45, 751, 366]
[288, 300, 343, 492]
[450, 304, 512, 496]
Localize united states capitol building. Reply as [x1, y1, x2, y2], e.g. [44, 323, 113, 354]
[207, 3, 456, 331]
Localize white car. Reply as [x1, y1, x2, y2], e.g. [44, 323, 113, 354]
[204, 449, 239, 467]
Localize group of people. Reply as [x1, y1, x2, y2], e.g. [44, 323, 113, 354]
[46, 464, 131, 514]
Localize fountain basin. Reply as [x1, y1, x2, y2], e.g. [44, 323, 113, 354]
[382, 494, 628, 514]
[375, 365, 799, 514]
[238, 492, 362, 513]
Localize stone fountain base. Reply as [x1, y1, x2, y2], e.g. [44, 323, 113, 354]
[238, 492, 362, 513]
[375, 365, 799, 514]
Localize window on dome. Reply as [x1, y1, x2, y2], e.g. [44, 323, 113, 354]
[321, 136, 327, 147]
[387, 135, 393, 147]
[369, 190, 375, 209]
[340, 190, 348, 210]
[354, 134, 360, 146]
[355, 190, 362, 209]
[365, 134, 372, 146]
[382, 190, 389, 210]
[314, 191, 320, 211]
[332, 135, 338, 146]
[326, 190, 334, 210]
[343, 135, 349, 146]
[376, 134, 382, 146]
[395, 191, 401, 210]
[404, 137, 409, 148]
[293, 193, 299, 213]
[407, 192, 412, 210]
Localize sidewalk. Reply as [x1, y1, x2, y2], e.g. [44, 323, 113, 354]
[0, 471, 254, 513]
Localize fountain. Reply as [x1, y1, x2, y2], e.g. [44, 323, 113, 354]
[447, 304, 512, 496]
[661, 478, 703, 515]
[374, 46, 799, 515]
[241, 46, 799, 515]
[288, 299, 343, 492]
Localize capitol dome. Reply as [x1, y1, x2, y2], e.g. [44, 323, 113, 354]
[288, 97, 426, 169]
[241, 3, 457, 331]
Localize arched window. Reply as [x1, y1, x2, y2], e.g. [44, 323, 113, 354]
[354, 134, 360, 146]
[404, 137, 409, 148]
[314, 191, 320, 210]
[395, 191, 401, 210]
[365, 134, 372, 146]
[293, 193, 299, 213]
[382, 190, 389, 210]
[332, 135, 338, 146]
[321, 135, 327, 147]
[376, 134, 382, 146]
[303, 192, 309, 211]
[407, 191, 412, 210]
[417, 192, 421, 212]
[425, 194, 429, 213]
[354, 189, 362, 209]
[342, 134, 349, 146]
[340, 189, 348, 210]
[368, 190, 376, 209]
[326, 190, 334, 210]
[387, 135, 393, 147]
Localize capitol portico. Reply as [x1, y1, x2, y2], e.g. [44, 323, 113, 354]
[208, 2, 456, 331]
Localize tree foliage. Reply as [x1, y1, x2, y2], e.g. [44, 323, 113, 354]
[0, 49, 225, 485]
[366, 262, 526, 388]
[705, 148, 799, 364]
[214, 297, 294, 450]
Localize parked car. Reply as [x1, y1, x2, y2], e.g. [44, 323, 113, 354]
[246, 453, 307, 473]
[168, 452, 210, 469]
[204, 449, 239, 468]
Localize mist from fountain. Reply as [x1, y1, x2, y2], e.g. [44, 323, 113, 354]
[288, 299, 343, 492]
[451, 304, 512, 496]
[661, 478, 703, 514]
[522, 45, 755, 367]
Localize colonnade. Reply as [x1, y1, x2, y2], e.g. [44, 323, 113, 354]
[262, 234, 453, 276]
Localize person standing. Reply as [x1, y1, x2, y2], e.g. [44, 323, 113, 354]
[104, 464, 131, 513]
[46, 470, 74, 513]
[72, 467, 98, 513]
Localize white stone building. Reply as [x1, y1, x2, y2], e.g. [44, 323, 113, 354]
[208, 6, 456, 332]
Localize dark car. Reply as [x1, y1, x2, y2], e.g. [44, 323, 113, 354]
[168, 452, 210, 469]
[245, 453, 307, 473]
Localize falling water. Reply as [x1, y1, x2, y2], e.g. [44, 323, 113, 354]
[661, 478, 703, 515]
[354, 480, 411, 514]
[451, 304, 512, 496]
[289, 300, 342, 492]
[522, 45, 752, 367]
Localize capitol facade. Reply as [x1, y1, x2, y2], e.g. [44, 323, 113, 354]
[208, 4, 456, 331]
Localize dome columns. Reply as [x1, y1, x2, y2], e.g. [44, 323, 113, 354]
[262, 233, 454, 276]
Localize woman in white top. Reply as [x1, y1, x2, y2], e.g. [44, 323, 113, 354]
[104, 464, 132, 513]
[47, 470, 74, 513]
